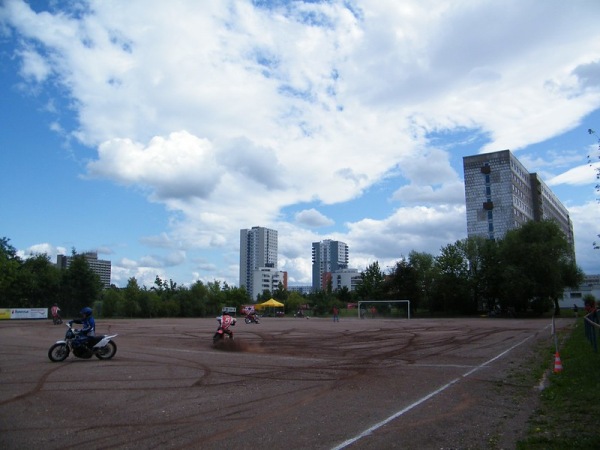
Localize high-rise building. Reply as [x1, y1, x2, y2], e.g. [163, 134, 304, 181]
[56, 251, 112, 289]
[239, 226, 278, 301]
[312, 239, 349, 291]
[463, 149, 574, 249]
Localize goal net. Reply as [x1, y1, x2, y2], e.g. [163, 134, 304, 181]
[357, 300, 411, 319]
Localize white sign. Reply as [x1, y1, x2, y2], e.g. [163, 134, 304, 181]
[10, 308, 48, 319]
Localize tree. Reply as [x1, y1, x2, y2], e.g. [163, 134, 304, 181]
[500, 220, 583, 315]
[285, 291, 305, 314]
[273, 282, 289, 302]
[356, 261, 385, 300]
[434, 241, 472, 313]
[408, 251, 437, 314]
[0, 237, 21, 307]
[60, 251, 103, 316]
[100, 287, 123, 317]
[385, 258, 417, 306]
[16, 254, 61, 308]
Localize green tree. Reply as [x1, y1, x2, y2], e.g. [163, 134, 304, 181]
[206, 280, 226, 315]
[190, 280, 210, 316]
[356, 261, 385, 300]
[500, 220, 583, 315]
[60, 251, 103, 316]
[16, 254, 61, 308]
[121, 277, 142, 317]
[408, 251, 437, 314]
[335, 286, 353, 305]
[0, 237, 22, 307]
[222, 284, 250, 313]
[286, 291, 306, 314]
[385, 258, 417, 307]
[273, 282, 289, 302]
[434, 241, 472, 313]
[100, 287, 124, 317]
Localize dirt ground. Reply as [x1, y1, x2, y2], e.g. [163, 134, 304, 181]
[0, 316, 571, 449]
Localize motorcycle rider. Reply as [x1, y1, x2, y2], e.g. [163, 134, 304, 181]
[217, 310, 236, 338]
[246, 309, 259, 323]
[69, 306, 96, 347]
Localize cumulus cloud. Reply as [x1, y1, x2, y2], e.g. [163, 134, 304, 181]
[295, 209, 334, 227]
[3, 0, 600, 284]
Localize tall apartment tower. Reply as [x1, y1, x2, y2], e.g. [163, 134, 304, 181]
[463, 150, 574, 250]
[56, 252, 112, 289]
[239, 226, 278, 301]
[312, 239, 349, 291]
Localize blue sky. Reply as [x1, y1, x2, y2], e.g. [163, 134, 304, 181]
[1, 0, 599, 288]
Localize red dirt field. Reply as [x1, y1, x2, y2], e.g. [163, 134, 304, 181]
[0, 316, 571, 449]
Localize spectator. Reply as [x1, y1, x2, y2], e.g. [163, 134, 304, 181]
[333, 306, 339, 322]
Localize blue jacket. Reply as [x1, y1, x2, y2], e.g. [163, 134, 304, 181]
[71, 316, 96, 336]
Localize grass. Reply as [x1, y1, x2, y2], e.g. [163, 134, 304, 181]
[517, 319, 600, 449]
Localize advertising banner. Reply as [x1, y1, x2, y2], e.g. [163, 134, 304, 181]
[0, 309, 11, 320]
[9, 308, 48, 319]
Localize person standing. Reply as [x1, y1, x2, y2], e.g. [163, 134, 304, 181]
[50, 303, 62, 324]
[333, 306, 339, 322]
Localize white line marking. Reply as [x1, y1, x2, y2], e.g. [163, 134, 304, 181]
[331, 332, 539, 450]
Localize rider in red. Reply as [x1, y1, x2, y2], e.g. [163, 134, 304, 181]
[218, 311, 236, 338]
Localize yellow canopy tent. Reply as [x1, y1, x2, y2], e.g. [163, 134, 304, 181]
[256, 298, 284, 308]
[255, 299, 285, 316]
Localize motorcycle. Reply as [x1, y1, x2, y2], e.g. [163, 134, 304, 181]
[244, 313, 260, 324]
[213, 315, 235, 344]
[52, 315, 63, 325]
[48, 323, 118, 362]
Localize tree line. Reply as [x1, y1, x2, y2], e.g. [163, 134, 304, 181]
[0, 220, 584, 319]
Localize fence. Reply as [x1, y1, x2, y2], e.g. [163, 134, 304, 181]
[584, 310, 600, 352]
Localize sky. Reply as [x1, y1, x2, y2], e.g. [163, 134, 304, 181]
[1, 0, 600, 289]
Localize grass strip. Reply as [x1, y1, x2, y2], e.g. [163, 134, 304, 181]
[517, 320, 600, 449]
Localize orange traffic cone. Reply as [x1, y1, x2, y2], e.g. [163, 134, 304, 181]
[553, 352, 563, 373]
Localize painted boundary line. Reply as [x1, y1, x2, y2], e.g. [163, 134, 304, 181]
[331, 328, 547, 450]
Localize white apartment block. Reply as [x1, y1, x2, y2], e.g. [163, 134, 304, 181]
[330, 268, 362, 292]
[252, 267, 287, 300]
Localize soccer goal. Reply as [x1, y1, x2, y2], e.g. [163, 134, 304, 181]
[357, 300, 411, 319]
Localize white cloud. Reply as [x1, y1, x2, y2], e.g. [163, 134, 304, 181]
[295, 209, 334, 227]
[3, 0, 600, 284]
[18, 243, 67, 261]
[548, 163, 600, 186]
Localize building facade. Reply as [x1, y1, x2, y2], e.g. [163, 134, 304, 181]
[463, 149, 574, 249]
[239, 226, 278, 301]
[560, 274, 600, 309]
[288, 285, 312, 296]
[329, 268, 362, 292]
[56, 252, 112, 289]
[311, 239, 349, 291]
[252, 267, 287, 300]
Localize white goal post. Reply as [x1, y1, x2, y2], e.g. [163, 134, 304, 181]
[357, 300, 411, 319]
